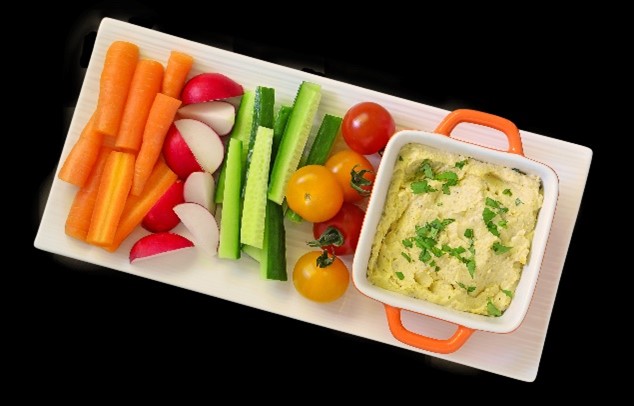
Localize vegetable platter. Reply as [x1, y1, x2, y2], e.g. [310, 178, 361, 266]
[35, 18, 592, 381]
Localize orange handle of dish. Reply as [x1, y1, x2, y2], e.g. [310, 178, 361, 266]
[434, 109, 524, 156]
[384, 305, 475, 354]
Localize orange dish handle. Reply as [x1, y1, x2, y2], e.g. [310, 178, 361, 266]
[385, 305, 475, 354]
[434, 109, 524, 156]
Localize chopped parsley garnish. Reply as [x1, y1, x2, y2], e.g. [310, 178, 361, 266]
[466, 259, 476, 278]
[435, 266, 440, 272]
[464, 228, 474, 239]
[482, 207, 497, 223]
[401, 252, 412, 262]
[402, 239, 413, 248]
[419, 249, 432, 263]
[435, 171, 459, 195]
[515, 198, 523, 206]
[420, 160, 434, 179]
[457, 282, 476, 293]
[411, 180, 436, 194]
[512, 168, 526, 175]
[487, 300, 502, 316]
[395, 271, 405, 280]
[398, 155, 403, 161]
[502, 289, 514, 298]
[486, 221, 500, 237]
[483, 197, 508, 236]
[455, 160, 468, 169]
[492, 242, 512, 254]
[503, 188, 513, 196]
[498, 220, 508, 228]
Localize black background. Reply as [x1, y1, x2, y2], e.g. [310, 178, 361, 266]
[28, 0, 632, 397]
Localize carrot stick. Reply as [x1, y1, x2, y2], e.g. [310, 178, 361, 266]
[162, 51, 194, 99]
[65, 146, 113, 241]
[115, 59, 165, 153]
[95, 41, 139, 137]
[58, 114, 104, 187]
[86, 151, 136, 246]
[131, 93, 181, 196]
[103, 159, 178, 252]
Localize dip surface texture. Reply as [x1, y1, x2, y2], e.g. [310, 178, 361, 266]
[367, 143, 543, 316]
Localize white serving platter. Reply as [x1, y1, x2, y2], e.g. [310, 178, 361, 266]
[35, 17, 592, 381]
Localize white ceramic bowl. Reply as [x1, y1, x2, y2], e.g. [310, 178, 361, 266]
[352, 109, 559, 353]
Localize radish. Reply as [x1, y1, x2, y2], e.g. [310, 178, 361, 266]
[184, 171, 215, 213]
[142, 180, 184, 232]
[178, 101, 235, 136]
[163, 123, 203, 179]
[174, 119, 224, 174]
[173, 203, 220, 257]
[181, 73, 244, 105]
[129, 232, 194, 263]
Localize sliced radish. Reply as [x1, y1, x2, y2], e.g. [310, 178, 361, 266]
[184, 171, 215, 213]
[178, 101, 236, 136]
[223, 95, 242, 109]
[142, 180, 185, 233]
[181, 73, 244, 105]
[129, 232, 194, 263]
[174, 119, 224, 174]
[163, 123, 203, 179]
[173, 203, 219, 257]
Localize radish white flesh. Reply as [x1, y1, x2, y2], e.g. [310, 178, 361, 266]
[181, 73, 244, 105]
[129, 232, 194, 263]
[178, 101, 236, 136]
[223, 95, 242, 109]
[173, 203, 220, 257]
[174, 119, 224, 174]
[184, 171, 216, 213]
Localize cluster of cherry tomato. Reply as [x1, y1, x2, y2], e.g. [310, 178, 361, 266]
[287, 102, 396, 303]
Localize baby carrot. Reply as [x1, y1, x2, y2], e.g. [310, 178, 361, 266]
[65, 146, 113, 241]
[115, 59, 165, 153]
[162, 51, 194, 99]
[95, 41, 139, 137]
[58, 114, 104, 187]
[86, 151, 135, 246]
[103, 158, 178, 252]
[131, 93, 181, 196]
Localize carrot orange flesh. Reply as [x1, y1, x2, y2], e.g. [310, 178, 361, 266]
[58, 114, 104, 187]
[86, 151, 135, 246]
[95, 41, 139, 137]
[131, 93, 181, 196]
[162, 51, 194, 99]
[115, 59, 165, 153]
[65, 146, 113, 241]
[103, 159, 178, 252]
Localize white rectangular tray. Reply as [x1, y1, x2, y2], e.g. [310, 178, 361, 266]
[35, 18, 592, 381]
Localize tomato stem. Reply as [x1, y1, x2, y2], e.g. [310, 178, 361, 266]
[315, 249, 336, 268]
[307, 226, 344, 249]
[350, 164, 373, 196]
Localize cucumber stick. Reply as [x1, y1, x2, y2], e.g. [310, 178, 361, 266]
[240, 126, 274, 248]
[260, 200, 287, 280]
[268, 82, 321, 204]
[242, 244, 261, 262]
[244, 87, 275, 188]
[217, 138, 243, 259]
[215, 90, 255, 203]
[272, 105, 292, 158]
[286, 114, 342, 222]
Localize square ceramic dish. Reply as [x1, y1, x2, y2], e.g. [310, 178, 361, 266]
[35, 17, 593, 381]
[352, 110, 559, 353]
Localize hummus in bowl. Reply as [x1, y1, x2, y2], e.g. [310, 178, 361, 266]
[367, 143, 543, 317]
[352, 111, 558, 347]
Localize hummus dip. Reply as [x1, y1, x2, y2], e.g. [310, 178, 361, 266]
[367, 143, 543, 316]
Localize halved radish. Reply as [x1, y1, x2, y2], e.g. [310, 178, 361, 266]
[178, 101, 235, 136]
[173, 203, 219, 257]
[184, 171, 215, 213]
[162, 123, 203, 179]
[181, 73, 244, 105]
[129, 232, 194, 263]
[174, 119, 224, 174]
[142, 180, 184, 232]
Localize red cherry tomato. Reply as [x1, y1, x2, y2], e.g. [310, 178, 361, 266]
[342, 102, 396, 155]
[311, 202, 366, 255]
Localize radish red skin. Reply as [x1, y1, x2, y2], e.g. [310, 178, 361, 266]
[181, 73, 244, 105]
[129, 232, 194, 263]
[162, 123, 203, 179]
[142, 180, 185, 232]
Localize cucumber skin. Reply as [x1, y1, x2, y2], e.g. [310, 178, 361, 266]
[304, 114, 342, 166]
[272, 105, 292, 160]
[217, 139, 243, 259]
[215, 91, 255, 203]
[268, 82, 322, 204]
[245, 87, 275, 184]
[260, 200, 287, 281]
